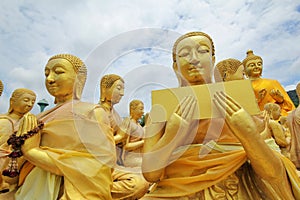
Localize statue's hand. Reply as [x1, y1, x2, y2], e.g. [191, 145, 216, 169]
[165, 96, 196, 137]
[174, 96, 196, 122]
[214, 92, 257, 137]
[17, 113, 40, 154]
[257, 89, 267, 103]
[270, 89, 284, 103]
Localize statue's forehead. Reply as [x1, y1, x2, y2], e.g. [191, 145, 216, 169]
[176, 35, 211, 50]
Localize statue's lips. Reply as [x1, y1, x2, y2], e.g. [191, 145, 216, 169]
[189, 67, 205, 75]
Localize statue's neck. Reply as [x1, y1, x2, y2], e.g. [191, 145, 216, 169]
[101, 101, 113, 112]
[7, 112, 23, 122]
[249, 76, 261, 81]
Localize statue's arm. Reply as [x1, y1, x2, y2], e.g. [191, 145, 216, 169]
[214, 92, 285, 181]
[124, 139, 144, 151]
[142, 96, 196, 182]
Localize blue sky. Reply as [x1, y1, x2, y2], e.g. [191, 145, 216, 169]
[0, 0, 299, 117]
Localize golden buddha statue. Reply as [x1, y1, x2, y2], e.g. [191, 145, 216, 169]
[122, 99, 145, 168]
[14, 54, 116, 199]
[141, 32, 300, 199]
[0, 88, 36, 194]
[242, 49, 295, 116]
[263, 103, 289, 148]
[287, 82, 300, 169]
[98, 74, 149, 199]
[214, 58, 245, 82]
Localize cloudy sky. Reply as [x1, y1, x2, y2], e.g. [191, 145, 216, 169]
[0, 0, 299, 117]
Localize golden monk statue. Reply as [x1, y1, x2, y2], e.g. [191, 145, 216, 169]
[98, 74, 149, 199]
[0, 88, 36, 194]
[263, 103, 289, 149]
[214, 58, 245, 82]
[141, 32, 300, 199]
[122, 99, 145, 168]
[242, 49, 295, 116]
[287, 82, 300, 169]
[13, 54, 116, 199]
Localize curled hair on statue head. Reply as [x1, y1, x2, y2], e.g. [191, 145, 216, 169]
[99, 74, 124, 103]
[48, 54, 87, 103]
[129, 99, 143, 116]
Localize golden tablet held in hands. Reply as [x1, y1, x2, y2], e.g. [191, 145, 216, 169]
[141, 32, 300, 199]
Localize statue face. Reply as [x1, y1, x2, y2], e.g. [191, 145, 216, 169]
[272, 106, 281, 120]
[175, 35, 214, 85]
[245, 58, 262, 78]
[224, 65, 245, 82]
[132, 103, 144, 120]
[44, 58, 77, 100]
[12, 93, 36, 115]
[105, 79, 124, 105]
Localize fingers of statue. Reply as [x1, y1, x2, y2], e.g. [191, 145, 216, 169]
[214, 92, 241, 117]
[181, 97, 196, 121]
[175, 96, 196, 120]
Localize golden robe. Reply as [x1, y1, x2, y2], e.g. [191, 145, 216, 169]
[15, 101, 116, 200]
[287, 106, 300, 168]
[251, 78, 295, 116]
[143, 116, 300, 199]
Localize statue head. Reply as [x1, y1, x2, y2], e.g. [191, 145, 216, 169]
[296, 82, 300, 100]
[214, 58, 245, 82]
[100, 74, 124, 105]
[242, 49, 263, 79]
[8, 88, 36, 115]
[264, 102, 281, 120]
[45, 54, 87, 103]
[0, 80, 3, 96]
[172, 32, 215, 86]
[129, 99, 144, 121]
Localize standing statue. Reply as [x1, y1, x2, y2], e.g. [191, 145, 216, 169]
[214, 58, 245, 82]
[141, 32, 300, 199]
[242, 49, 295, 116]
[98, 74, 149, 199]
[287, 82, 300, 169]
[122, 99, 145, 168]
[14, 54, 116, 199]
[0, 88, 36, 194]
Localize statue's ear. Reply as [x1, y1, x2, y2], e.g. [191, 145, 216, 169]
[223, 72, 227, 81]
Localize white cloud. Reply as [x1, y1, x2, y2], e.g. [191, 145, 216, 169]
[0, 0, 300, 115]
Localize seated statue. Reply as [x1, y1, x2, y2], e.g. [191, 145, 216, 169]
[287, 82, 300, 169]
[98, 74, 149, 199]
[263, 102, 289, 150]
[122, 99, 145, 168]
[141, 32, 300, 199]
[242, 49, 295, 116]
[14, 54, 116, 199]
[214, 58, 245, 82]
[0, 88, 36, 194]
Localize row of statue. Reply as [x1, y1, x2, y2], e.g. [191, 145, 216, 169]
[0, 31, 299, 199]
